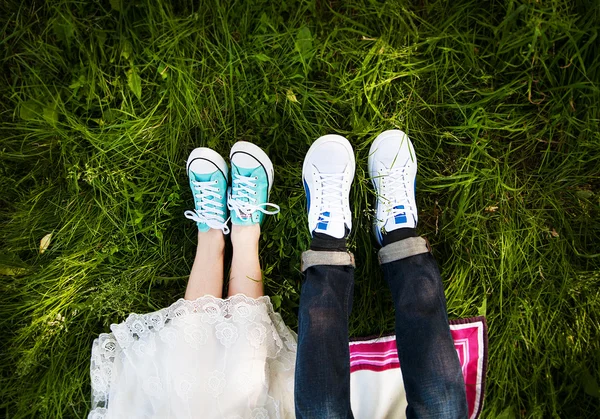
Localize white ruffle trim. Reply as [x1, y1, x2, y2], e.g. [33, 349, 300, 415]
[89, 294, 297, 419]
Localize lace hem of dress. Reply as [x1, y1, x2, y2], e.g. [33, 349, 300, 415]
[89, 294, 297, 418]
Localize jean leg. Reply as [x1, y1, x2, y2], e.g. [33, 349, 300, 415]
[380, 237, 468, 419]
[295, 250, 355, 419]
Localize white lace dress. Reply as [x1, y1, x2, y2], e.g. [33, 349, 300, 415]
[89, 295, 297, 419]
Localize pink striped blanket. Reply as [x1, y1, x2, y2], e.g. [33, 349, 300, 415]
[349, 316, 488, 419]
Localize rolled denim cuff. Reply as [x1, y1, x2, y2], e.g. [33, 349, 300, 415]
[378, 236, 430, 265]
[301, 250, 356, 272]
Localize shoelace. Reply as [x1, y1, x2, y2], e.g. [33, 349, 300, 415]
[316, 173, 348, 225]
[227, 174, 280, 218]
[184, 180, 230, 234]
[378, 167, 414, 224]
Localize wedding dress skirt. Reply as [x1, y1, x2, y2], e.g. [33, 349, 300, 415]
[89, 294, 297, 419]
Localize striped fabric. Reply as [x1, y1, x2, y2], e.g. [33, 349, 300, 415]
[349, 316, 488, 419]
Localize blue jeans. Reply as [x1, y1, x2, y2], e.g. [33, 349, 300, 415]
[294, 237, 468, 419]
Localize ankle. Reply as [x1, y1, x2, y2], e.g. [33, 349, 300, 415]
[197, 228, 226, 255]
[231, 224, 260, 248]
[381, 228, 417, 247]
[310, 230, 348, 252]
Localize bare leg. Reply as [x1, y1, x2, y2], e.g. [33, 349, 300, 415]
[228, 224, 263, 298]
[185, 229, 225, 299]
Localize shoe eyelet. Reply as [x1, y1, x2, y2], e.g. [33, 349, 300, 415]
[254, 176, 258, 180]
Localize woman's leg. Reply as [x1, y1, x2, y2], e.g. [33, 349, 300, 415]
[228, 224, 263, 298]
[226, 141, 281, 299]
[183, 147, 230, 299]
[184, 228, 225, 299]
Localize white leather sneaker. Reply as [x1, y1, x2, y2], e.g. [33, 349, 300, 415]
[368, 130, 418, 245]
[302, 135, 355, 239]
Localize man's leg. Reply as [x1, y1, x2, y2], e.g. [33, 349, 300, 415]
[380, 238, 468, 418]
[369, 130, 467, 418]
[295, 134, 356, 419]
[295, 252, 355, 419]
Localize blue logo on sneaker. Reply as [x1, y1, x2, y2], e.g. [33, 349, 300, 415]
[317, 211, 330, 230]
[394, 205, 407, 224]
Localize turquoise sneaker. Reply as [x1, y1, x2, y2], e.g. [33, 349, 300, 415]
[227, 141, 280, 226]
[184, 148, 230, 234]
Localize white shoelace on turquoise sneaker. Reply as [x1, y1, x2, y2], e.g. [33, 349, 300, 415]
[378, 167, 414, 224]
[316, 173, 348, 225]
[227, 174, 280, 218]
[184, 179, 230, 234]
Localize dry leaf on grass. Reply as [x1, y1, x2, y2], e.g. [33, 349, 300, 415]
[286, 89, 298, 103]
[40, 233, 52, 254]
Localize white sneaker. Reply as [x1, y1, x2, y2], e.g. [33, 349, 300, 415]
[368, 130, 418, 245]
[302, 135, 355, 238]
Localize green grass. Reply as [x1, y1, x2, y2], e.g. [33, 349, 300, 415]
[1, 0, 599, 417]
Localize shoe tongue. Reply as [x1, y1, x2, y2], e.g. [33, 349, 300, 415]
[312, 161, 347, 238]
[232, 165, 260, 204]
[314, 212, 346, 239]
[191, 172, 222, 205]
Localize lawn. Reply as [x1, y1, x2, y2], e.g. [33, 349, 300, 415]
[1, 0, 599, 417]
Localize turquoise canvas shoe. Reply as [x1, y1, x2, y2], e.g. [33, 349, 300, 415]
[184, 148, 230, 234]
[228, 141, 280, 226]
